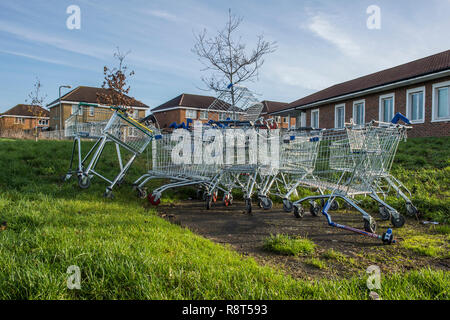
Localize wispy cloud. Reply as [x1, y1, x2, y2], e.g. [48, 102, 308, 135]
[146, 10, 179, 22]
[307, 14, 361, 57]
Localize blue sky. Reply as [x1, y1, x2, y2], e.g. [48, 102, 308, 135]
[0, 0, 449, 113]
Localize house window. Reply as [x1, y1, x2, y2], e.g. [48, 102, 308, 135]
[219, 112, 228, 121]
[432, 81, 450, 122]
[352, 100, 365, 125]
[283, 117, 288, 123]
[38, 119, 48, 126]
[89, 106, 95, 117]
[379, 94, 395, 123]
[311, 109, 319, 129]
[200, 111, 208, 120]
[72, 105, 82, 115]
[128, 127, 137, 137]
[14, 117, 24, 124]
[406, 87, 425, 123]
[335, 104, 345, 128]
[275, 116, 281, 123]
[186, 109, 197, 119]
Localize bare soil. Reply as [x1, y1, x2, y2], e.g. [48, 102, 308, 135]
[147, 199, 449, 280]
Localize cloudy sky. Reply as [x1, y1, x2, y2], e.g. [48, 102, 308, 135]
[0, 0, 449, 112]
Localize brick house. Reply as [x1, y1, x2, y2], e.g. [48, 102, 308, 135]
[261, 100, 296, 129]
[152, 93, 291, 129]
[270, 50, 450, 137]
[46, 86, 149, 130]
[0, 104, 49, 131]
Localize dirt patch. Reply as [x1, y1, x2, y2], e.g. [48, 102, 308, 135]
[148, 200, 449, 280]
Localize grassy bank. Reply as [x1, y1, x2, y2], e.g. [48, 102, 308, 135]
[0, 138, 448, 299]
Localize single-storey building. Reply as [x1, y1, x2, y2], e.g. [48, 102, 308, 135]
[151, 93, 291, 129]
[46, 86, 150, 130]
[0, 104, 49, 131]
[270, 50, 450, 137]
[261, 100, 295, 129]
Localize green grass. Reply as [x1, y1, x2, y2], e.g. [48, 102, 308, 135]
[305, 258, 327, 270]
[263, 234, 316, 256]
[0, 138, 448, 300]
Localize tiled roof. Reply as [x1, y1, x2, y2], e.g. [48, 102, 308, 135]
[261, 100, 288, 114]
[1, 104, 49, 117]
[47, 86, 149, 108]
[152, 93, 218, 112]
[283, 49, 450, 111]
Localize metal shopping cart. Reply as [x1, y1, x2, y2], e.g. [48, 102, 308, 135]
[63, 102, 154, 198]
[291, 124, 405, 244]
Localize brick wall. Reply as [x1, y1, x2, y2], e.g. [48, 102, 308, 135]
[301, 76, 450, 137]
[0, 116, 48, 130]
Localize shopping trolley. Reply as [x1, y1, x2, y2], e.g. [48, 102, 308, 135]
[291, 124, 405, 244]
[63, 102, 154, 198]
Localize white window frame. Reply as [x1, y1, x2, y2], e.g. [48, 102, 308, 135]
[89, 106, 95, 117]
[14, 117, 24, 124]
[38, 119, 48, 126]
[431, 80, 450, 122]
[311, 109, 319, 129]
[352, 99, 365, 126]
[199, 110, 208, 120]
[378, 93, 395, 123]
[185, 109, 197, 119]
[334, 103, 345, 128]
[406, 86, 425, 124]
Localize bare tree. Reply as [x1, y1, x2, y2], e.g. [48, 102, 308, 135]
[98, 47, 136, 112]
[26, 77, 47, 141]
[192, 9, 276, 105]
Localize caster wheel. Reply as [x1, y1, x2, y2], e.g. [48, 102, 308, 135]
[78, 175, 91, 189]
[245, 199, 252, 214]
[379, 206, 391, 221]
[103, 190, 114, 199]
[309, 202, 320, 216]
[391, 214, 405, 228]
[205, 195, 212, 210]
[364, 218, 377, 233]
[282, 199, 293, 212]
[293, 204, 305, 218]
[329, 200, 339, 211]
[147, 193, 161, 206]
[260, 197, 273, 210]
[382, 229, 394, 245]
[223, 194, 233, 207]
[62, 173, 72, 182]
[137, 187, 147, 199]
[406, 203, 419, 217]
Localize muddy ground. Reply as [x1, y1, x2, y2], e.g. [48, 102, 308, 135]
[148, 200, 449, 280]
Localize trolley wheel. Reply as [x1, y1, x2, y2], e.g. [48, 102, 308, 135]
[78, 175, 91, 189]
[103, 190, 114, 199]
[147, 193, 161, 206]
[282, 199, 294, 212]
[205, 195, 212, 210]
[309, 202, 320, 216]
[137, 187, 147, 199]
[223, 194, 233, 207]
[260, 197, 273, 210]
[378, 206, 391, 221]
[293, 204, 305, 218]
[364, 218, 377, 233]
[245, 198, 252, 214]
[382, 230, 394, 245]
[62, 173, 72, 182]
[391, 214, 405, 228]
[406, 203, 419, 217]
[329, 200, 339, 211]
